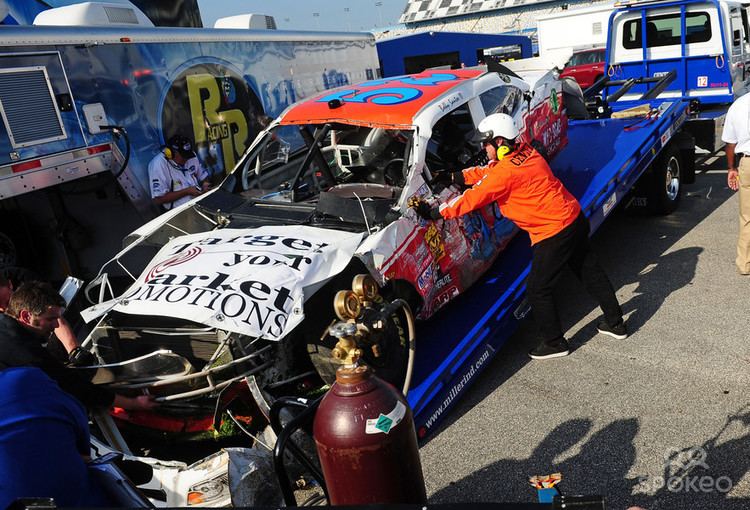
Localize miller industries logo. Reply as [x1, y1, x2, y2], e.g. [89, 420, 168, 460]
[162, 62, 265, 174]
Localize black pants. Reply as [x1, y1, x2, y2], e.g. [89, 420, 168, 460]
[526, 213, 623, 345]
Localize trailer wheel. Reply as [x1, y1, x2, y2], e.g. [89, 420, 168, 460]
[648, 145, 681, 215]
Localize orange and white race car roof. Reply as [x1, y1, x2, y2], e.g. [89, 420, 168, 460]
[280, 69, 484, 129]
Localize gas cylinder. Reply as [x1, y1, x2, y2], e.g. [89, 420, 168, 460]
[313, 364, 427, 505]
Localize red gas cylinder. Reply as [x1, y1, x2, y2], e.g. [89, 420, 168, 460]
[313, 364, 427, 505]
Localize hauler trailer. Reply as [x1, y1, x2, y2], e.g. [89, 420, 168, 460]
[0, 3, 380, 280]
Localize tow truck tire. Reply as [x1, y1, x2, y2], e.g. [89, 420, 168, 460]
[648, 145, 681, 215]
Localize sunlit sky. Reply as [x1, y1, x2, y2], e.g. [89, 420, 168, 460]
[197, 0, 407, 32]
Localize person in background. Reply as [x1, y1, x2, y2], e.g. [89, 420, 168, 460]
[0, 274, 80, 361]
[721, 92, 750, 274]
[413, 113, 627, 360]
[148, 134, 211, 210]
[0, 281, 156, 411]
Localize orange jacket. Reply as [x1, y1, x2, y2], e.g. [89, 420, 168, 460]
[438, 143, 581, 244]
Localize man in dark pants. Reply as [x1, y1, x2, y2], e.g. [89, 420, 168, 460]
[0, 281, 156, 409]
[414, 113, 627, 359]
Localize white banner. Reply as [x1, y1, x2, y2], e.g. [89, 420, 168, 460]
[82, 226, 363, 340]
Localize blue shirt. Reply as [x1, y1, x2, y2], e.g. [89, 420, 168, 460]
[0, 367, 110, 507]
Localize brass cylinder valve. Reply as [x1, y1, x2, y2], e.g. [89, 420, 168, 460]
[329, 322, 363, 365]
[328, 274, 382, 365]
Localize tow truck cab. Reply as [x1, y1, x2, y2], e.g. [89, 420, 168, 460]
[605, 0, 750, 150]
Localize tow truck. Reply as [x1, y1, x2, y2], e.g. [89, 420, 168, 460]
[589, 0, 749, 153]
[419, 0, 750, 436]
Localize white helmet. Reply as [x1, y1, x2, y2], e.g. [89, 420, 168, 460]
[477, 113, 519, 142]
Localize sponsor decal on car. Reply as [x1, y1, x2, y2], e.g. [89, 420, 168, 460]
[82, 226, 363, 340]
[432, 285, 459, 311]
[424, 223, 445, 262]
[417, 264, 434, 291]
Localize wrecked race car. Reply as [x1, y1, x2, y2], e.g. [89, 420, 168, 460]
[81, 68, 571, 445]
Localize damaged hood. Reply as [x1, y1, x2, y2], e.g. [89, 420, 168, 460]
[82, 226, 364, 340]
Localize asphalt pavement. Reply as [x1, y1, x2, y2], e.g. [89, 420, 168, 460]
[418, 151, 750, 510]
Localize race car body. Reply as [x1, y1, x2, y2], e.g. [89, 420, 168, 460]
[81, 67, 570, 440]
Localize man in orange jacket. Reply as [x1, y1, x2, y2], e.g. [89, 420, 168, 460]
[415, 113, 626, 359]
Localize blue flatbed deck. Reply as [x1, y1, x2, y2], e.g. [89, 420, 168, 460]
[408, 99, 690, 439]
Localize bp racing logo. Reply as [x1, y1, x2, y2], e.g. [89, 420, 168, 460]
[162, 62, 265, 175]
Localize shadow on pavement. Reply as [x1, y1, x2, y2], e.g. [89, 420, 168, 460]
[429, 408, 750, 509]
[626, 404, 750, 510]
[424, 166, 733, 441]
[429, 417, 639, 505]
[421, 163, 745, 509]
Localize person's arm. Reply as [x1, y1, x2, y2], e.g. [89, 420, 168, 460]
[113, 394, 159, 410]
[152, 186, 201, 207]
[54, 317, 79, 353]
[727, 142, 739, 191]
[461, 164, 490, 185]
[438, 168, 510, 220]
[722, 104, 739, 191]
[197, 160, 213, 191]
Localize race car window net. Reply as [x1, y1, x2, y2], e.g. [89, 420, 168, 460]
[480, 85, 524, 118]
[426, 102, 481, 174]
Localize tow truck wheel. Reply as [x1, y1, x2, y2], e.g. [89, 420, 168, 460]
[649, 145, 681, 215]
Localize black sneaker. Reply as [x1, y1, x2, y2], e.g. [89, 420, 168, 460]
[597, 320, 628, 340]
[529, 338, 570, 360]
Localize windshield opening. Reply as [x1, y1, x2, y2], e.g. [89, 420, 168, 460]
[231, 123, 413, 203]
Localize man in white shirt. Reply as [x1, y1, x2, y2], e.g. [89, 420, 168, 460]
[148, 134, 211, 210]
[721, 92, 750, 274]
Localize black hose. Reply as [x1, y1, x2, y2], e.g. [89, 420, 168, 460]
[270, 396, 327, 506]
[301, 493, 327, 506]
[55, 125, 132, 195]
[99, 125, 131, 179]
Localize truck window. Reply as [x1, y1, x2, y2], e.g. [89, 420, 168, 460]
[479, 86, 523, 117]
[622, 12, 711, 49]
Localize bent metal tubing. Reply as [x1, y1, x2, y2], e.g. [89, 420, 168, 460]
[102, 345, 274, 402]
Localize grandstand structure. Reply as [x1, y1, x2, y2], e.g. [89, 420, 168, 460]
[377, 0, 612, 43]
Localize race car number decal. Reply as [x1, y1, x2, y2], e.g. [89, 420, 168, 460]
[319, 87, 422, 105]
[317, 73, 461, 106]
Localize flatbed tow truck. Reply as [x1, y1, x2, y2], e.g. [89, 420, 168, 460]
[412, 0, 749, 437]
[411, 96, 691, 439]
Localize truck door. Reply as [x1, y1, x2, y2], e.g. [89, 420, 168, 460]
[608, 1, 733, 105]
